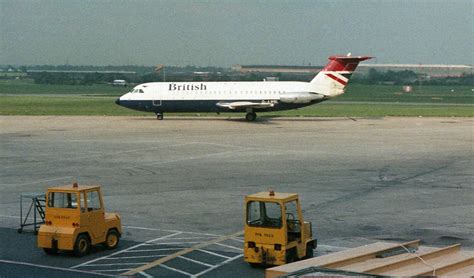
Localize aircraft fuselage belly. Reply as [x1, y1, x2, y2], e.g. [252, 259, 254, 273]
[118, 99, 325, 113]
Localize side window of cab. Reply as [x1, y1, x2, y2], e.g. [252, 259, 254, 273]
[85, 190, 102, 211]
[48, 192, 78, 209]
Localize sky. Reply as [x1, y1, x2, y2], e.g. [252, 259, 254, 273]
[1, 0, 473, 66]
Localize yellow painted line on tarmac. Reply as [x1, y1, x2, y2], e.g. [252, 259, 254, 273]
[121, 230, 244, 276]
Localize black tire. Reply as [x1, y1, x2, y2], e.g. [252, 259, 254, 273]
[43, 248, 58, 255]
[104, 229, 120, 249]
[245, 112, 256, 122]
[248, 262, 261, 268]
[285, 248, 296, 263]
[305, 243, 314, 259]
[73, 234, 90, 257]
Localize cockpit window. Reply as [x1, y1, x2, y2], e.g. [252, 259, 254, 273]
[139, 89, 144, 93]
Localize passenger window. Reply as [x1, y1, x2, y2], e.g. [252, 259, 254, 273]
[86, 190, 102, 211]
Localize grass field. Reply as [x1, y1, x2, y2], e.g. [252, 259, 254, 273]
[0, 80, 472, 117]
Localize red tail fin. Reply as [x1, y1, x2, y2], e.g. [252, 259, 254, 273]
[322, 55, 373, 72]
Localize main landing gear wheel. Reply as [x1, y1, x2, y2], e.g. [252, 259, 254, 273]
[245, 112, 257, 122]
[155, 112, 164, 120]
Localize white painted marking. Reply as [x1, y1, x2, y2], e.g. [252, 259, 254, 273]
[84, 262, 147, 267]
[90, 268, 132, 272]
[0, 259, 113, 277]
[159, 263, 193, 277]
[197, 249, 231, 259]
[146, 241, 201, 245]
[138, 271, 154, 278]
[125, 248, 184, 252]
[178, 256, 214, 267]
[214, 242, 242, 251]
[71, 232, 182, 269]
[123, 225, 221, 236]
[228, 237, 244, 243]
[195, 254, 244, 277]
[159, 236, 219, 240]
[103, 255, 166, 260]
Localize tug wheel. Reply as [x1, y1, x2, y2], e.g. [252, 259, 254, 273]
[73, 234, 90, 257]
[105, 229, 120, 249]
[43, 248, 58, 255]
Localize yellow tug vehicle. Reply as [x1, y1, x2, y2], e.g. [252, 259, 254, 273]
[37, 183, 122, 257]
[244, 191, 316, 266]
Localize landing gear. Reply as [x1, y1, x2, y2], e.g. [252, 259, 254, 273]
[155, 112, 164, 120]
[245, 112, 257, 122]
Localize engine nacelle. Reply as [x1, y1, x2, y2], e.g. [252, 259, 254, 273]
[280, 93, 324, 104]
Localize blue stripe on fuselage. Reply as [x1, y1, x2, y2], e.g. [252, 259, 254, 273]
[116, 99, 325, 113]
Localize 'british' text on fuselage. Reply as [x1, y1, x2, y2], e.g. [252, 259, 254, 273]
[169, 83, 207, 91]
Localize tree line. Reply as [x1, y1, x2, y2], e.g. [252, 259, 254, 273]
[24, 68, 474, 86]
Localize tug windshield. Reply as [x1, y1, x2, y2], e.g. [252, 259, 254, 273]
[247, 201, 282, 228]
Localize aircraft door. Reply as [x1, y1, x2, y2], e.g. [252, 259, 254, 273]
[153, 90, 162, 106]
[153, 99, 161, 106]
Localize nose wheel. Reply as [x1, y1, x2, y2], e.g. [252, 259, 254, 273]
[155, 113, 164, 120]
[245, 112, 257, 122]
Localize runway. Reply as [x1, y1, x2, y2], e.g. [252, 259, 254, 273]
[0, 116, 473, 277]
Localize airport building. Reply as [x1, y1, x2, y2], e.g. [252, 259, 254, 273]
[232, 64, 473, 78]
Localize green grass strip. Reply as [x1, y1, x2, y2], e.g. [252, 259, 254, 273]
[0, 96, 472, 117]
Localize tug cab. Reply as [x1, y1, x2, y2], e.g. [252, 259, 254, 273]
[244, 191, 316, 266]
[37, 183, 121, 257]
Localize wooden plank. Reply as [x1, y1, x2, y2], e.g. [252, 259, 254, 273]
[418, 257, 474, 277]
[322, 240, 420, 269]
[340, 246, 436, 273]
[266, 240, 420, 278]
[366, 244, 461, 274]
[385, 253, 474, 276]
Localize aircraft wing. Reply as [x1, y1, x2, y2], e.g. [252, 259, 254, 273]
[216, 101, 276, 110]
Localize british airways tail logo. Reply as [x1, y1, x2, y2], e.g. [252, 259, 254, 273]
[169, 83, 207, 91]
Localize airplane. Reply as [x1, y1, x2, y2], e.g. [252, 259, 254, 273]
[115, 55, 372, 121]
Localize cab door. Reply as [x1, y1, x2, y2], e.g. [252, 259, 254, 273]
[82, 189, 106, 242]
[285, 200, 302, 243]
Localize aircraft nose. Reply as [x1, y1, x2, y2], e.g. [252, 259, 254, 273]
[115, 98, 121, 105]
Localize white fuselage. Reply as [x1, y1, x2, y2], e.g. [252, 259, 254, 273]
[120, 81, 319, 101]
